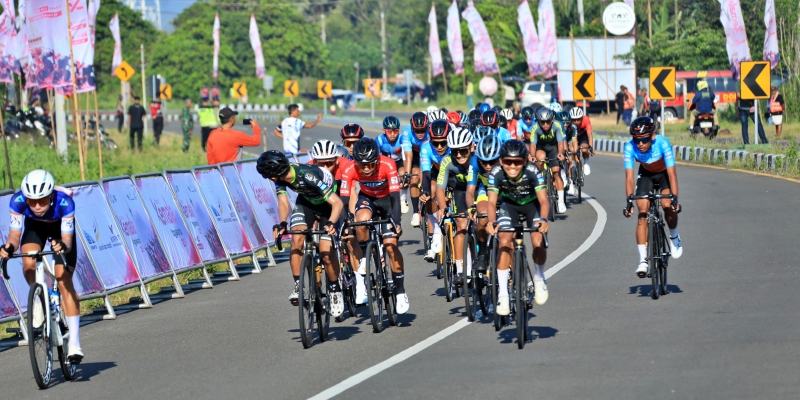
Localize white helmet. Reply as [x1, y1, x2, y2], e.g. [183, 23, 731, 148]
[426, 105, 439, 114]
[428, 110, 447, 122]
[447, 127, 473, 149]
[500, 109, 514, 120]
[310, 139, 339, 160]
[549, 101, 563, 113]
[569, 107, 584, 119]
[21, 169, 55, 200]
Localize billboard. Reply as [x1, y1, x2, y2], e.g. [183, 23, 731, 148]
[219, 164, 267, 247]
[236, 161, 282, 244]
[557, 37, 636, 102]
[194, 168, 251, 255]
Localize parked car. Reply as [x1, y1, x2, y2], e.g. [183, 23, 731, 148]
[519, 80, 558, 108]
[392, 84, 437, 104]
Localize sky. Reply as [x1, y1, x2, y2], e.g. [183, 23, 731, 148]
[155, 0, 196, 32]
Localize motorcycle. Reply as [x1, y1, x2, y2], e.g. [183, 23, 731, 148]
[83, 119, 118, 150]
[691, 113, 718, 139]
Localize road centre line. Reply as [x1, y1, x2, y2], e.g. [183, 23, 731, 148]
[308, 192, 608, 400]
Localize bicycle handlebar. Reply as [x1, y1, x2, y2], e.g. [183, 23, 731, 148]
[1, 251, 67, 280]
[275, 229, 331, 252]
[495, 224, 550, 248]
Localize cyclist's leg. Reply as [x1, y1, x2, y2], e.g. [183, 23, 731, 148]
[549, 145, 564, 191]
[534, 147, 547, 172]
[634, 168, 655, 271]
[289, 203, 312, 282]
[495, 202, 515, 315]
[427, 178, 441, 244]
[655, 172, 682, 256]
[475, 190, 490, 267]
[54, 234, 81, 354]
[410, 157, 422, 220]
[579, 135, 591, 164]
[453, 190, 469, 275]
[318, 220, 341, 287]
[353, 195, 375, 303]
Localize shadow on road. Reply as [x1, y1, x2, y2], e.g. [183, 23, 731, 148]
[629, 284, 683, 297]
[497, 324, 558, 344]
[396, 312, 416, 327]
[74, 361, 118, 382]
[328, 326, 361, 341]
[398, 240, 420, 247]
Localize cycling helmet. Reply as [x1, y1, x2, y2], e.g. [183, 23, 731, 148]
[569, 107, 584, 119]
[457, 111, 469, 125]
[479, 103, 491, 113]
[469, 119, 482, 132]
[21, 169, 55, 200]
[477, 134, 502, 161]
[536, 107, 555, 123]
[352, 137, 380, 163]
[549, 102, 563, 113]
[440, 107, 449, 114]
[382, 115, 400, 130]
[520, 106, 535, 120]
[500, 108, 514, 120]
[447, 127, 473, 149]
[499, 139, 529, 159]
[340, 123, 364, 140]
[426, 105, 439, 114]
[336, 144, 350, 158]
[497, 115, 508, 129]
[256, 150, 291, 178]
[474, 102, 485, 111]
[428, 119, 451, 140]
[481, 110, 499, 127]
[446, 111, 462, 125]
[472, 125, 495, 143]
[310, 139, 339, 160]
[468, 109, 482, 122]
[410, 112, 429, 131]
[630, 116, 657, 136]
[428, 109, 447, 122]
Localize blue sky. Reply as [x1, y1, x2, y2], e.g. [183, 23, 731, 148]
[158, 0, 196, 32]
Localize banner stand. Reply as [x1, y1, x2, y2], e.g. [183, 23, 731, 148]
[0, 278, 30, 348]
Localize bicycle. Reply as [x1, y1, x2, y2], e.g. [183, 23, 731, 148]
[2, 250, 77, 388]
[419, 190, 440, 278]
[438, 189, 463, 302]
[564, 149, 584, 203]
[461, 211, 492, 321]
[534, 158, 559, 221]
[277, 229, 331, 348]
[626, 192, 677, 300]
[344, 218, 399, 333]
[333, 223, 357, 322]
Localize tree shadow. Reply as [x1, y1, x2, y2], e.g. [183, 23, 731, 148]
[629, 284, 683, 297]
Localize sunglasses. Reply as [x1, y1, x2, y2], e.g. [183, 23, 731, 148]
[357, 161, 378, 169]
[26, 197, 50, 208]
[501, 158, 525, 167]
[431, 141, 448, 149]
[384, 129, 400, 134]
[632, 135, 652, 144]
[317, 159, 337, 168]
[343, 140, 358, 148]
[452, 148, 471, 157]
[479, 159, 499, 167]
[539, 120, 553, 125]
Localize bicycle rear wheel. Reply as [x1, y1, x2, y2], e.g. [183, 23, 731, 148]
[337, 244, 356, 321]
[298, 253, 316, 348]
[464, 227, 478, 321]
[365, 242, 386, 333]
[490, 237, 503, 331]
[659, 225, 669, 296]
[443, 224, 455, 302]
[57, 317, 77, 381]
[547, 173, 557, 221]
[648, 219, 660, 300]
[316, 262, 330, 343]
[515, 251, 527, 349]
[576, 156, 584, 203]
[385, 263, 398, 327]
[28, 283, 53, 388]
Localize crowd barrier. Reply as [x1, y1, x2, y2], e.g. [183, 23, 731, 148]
[0, 154, 311, 348]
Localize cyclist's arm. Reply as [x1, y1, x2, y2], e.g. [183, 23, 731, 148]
[623, 142, 636, 198]
[666, 166, 679, 198]
[421, 149, 433, 193]
[466, 184, 476, 209]
[422, 171, 432, 195]
[326, 193, 344, 227]
[531, 167, 549, 220]
[2, 229, 21, 255]
[465, 157, 479, 209]
[625, 168, 636, 199]
[277, 192, 291, 223]
[55, 232, 74, 254]
[487, 190, 499, 233]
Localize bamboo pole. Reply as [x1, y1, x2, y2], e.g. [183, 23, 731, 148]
[93, 90, 103, 178]
[48, 89, 57, 148]
[65, 0, 86, 181]
[0, 96, 12, 190]
[441, 67, 449, 97]
[84, 91, 91, 160]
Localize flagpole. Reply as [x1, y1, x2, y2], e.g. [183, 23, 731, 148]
[0, 93, 12, 190]
[48, 89, 57, 149]
[65, 0, 86, 181]
[93, 90, 104, 178]
[84, 92, 91, 160]
[442, 68, 449, 97]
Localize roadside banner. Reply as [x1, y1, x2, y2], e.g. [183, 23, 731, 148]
[517, 0, 541, 77]
[461, 1, 499, 74]
[537, 0, 558, 78]
[24, 0, 72, 89]
[194, 168, 252, 255]
[110, 13, 122, 76]
[219, 164, 267, 247]
[213, 13, 220, 79]
[0, 279, 16, 319]
[446, 0, 464, 75]
[428, 4, 444, 77]
[236, 160, 281, 244]
[249, 14, 265, 79]
[718, 0, 751, 80]
[0, 11, 16, 84]
[56, 0, 96, 95]
[165, 171, 227, 262]
[763, 0, 779, 69]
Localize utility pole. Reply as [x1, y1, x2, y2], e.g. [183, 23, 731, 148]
[354, 62, 360, 93]
[577, 0, 585, 31]
[648, 0, 653, 47]
[381, 12, 387, 99]
[321, 14, 326, 44]
[674, 0, 679, 40]
[141, 44, 148, 137]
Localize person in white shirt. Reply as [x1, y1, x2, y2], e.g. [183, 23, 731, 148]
[273, 104, 322, 154]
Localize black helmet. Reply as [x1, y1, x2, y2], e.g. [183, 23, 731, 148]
[536, 107, 554, 123]
[428, 119, 451, 140]
[352, 137, 380, 163]
[256, 150, 291, 178]
[468, 109, 482, 122]
[469, 118, 481, 132]
[383, 116, 400, 130]
[410, 112, 428, 132]
[439, 107, 449, 114]
[474, 102, 484, 111]
[520, 106, 535, 120]
[481, 110, 499, 127]
[492, 105, 503, 113]
[500, 139, 529, 159]
[497, 115, 508, 129]
[341, 123, 364, 140]
[630, 116, 657, 136]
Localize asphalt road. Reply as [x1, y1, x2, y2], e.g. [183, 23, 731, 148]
[1, 123, 799, 399]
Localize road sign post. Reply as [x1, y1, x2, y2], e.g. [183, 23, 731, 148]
[649, 67, 676, 136]
[404, 69, 413, 107]
[572, 71, 595, 120]
[318, 80, 332, 115]
[364, 78, 381, 118]
[284, 80, 298, 104]
[740, 61, 770, 145]
[114, 61, 136, 82]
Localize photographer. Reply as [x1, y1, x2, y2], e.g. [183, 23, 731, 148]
[206, 107, 261, 164]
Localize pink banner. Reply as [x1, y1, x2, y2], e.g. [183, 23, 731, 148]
[537, 0, 558, 78]
[462, 1, 499, 75]
[236, 161, 282, 244]
[718, 0, 751, 80]
[56, 0, 96, 95]
[165, 172, 227, 262]
[213, 13, 220, 79]
[220, 164, 267, 247]
[249, 14, 265, 79]
[18, 23, 38, 89]
[428, 5, 444, 77]
[446, 0, 464, 75]
[194, 168, 252, 255]
[763, 0, 779, 69]
[110, 13, 121, 76]
[0, 11, 16, 84]
[24, 0, 71, 89]
[517, 0, 541, 77]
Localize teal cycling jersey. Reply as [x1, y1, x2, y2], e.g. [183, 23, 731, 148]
[623, 135, 675, 173]
[420, 141, 450, 172]
[400, 125, 428, 153]
[376, 133, 404, 161]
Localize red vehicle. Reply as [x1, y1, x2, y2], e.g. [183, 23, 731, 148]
[657, 70, 738, 120]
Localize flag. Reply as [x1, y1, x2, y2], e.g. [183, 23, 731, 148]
[0, 10, 15, 83]
[536, 0, 558, 78]
[1, 0, 14, 28]
[249, 14, 265, 79]
[624, 0, 635, 35]
[517, 0, 541, 77]
[763, 0, 779, 69]
[718, 0, 751, 80]
[213, 13, 220, 79]
[110, 13, 122, 76]
[461, 1, 499, 74]
[25, 0, 71, 89]
[17, 23, 37, 89]
[57, 0, 96, 94]
[428, 5, 444, 77]
[446, 0, 464, 75]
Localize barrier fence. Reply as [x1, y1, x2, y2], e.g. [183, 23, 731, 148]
[0, 155, 305, 348]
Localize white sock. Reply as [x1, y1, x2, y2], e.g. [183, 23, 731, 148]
[498, 269, 510, 298]
[584, 159, 589, 166]
[66, 315, 81, 348]
[358, 258, 366, 274]
[558, 191, 565, 204]
[400, 192, 407, 202]
[638, 244, 647, 263]
[560, 170, 567, 182]
[669, 228, 679, 239]
[456, 260, 464, 273]
[533, 263, 545, 281]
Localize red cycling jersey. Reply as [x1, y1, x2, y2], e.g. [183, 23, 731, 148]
[573, 115, 592, 136]
[340, 155, 400, 198]
[308, 156, 352, 181]
[507, 119, 519, 140]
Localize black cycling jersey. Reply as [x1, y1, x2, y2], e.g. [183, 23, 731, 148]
[275, 164, 335, 205]
[487, 162, 546, 205]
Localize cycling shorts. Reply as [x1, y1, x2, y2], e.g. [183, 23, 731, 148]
[450, 189, 469, 214]
[497, 200, 541, 229]
[354, 195, 397, 238]
[395, 159, 404, 171]
[411, 152, 421, 169]
[289, 196, 333, 241]
[635, 166, 671, 197]
[577, 135, 591, 147]
[536, 142, 560, 167]
[22, 219, 77, 268]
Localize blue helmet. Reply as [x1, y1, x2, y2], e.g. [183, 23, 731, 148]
[382, 115, 400, 130]
[472, 125, 495, 143]
[477, 134, 502, 161]
[479, 103, 491, 113]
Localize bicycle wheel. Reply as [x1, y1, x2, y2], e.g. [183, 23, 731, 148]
[420, 205, 430, 255]
[385, 263, 398, 327]
[576, 156, 584, 203]
[490, 237, 503, 331]
[337, 245, 356, 321]
[547, 173, 557, 221]
[463, 226, 478, 321]
[659, 225, 669, 296]
[28, 283, 53, 388]
[298, 253, 316, 348]
[443, 224, 455, 302]
[57, 317, 77, 381]
[515, 250, 527, 349]
[648, 219, 660, 300]
[316, 263, 330, 343]
[365, 242, 386, 333]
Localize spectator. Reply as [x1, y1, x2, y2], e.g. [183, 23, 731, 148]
[149, 99, 164, 146]
[466, 79, 474, 110]
[503, 84, 516, 109]
[126, 96, 146, 152]
[116, 95, 124, 134]
[274, 104, 322, 154]
[688, 79, 718, 130]
[736, 93, 768, 145]
[621, 86, 635, 126]
[635, 89, 645, 119]
[206, 107, 261, 164]
[615, 87, 625, 124]
[180, 98, 194, 152]
[768, 85, 784, 137]
[197, 97, 217, 152]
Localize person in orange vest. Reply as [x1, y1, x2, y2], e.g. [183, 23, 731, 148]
[767, 85, 785, 137]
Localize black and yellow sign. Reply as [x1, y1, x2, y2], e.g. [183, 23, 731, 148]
[317, 80, 332, 99]
[232, 82, 247, 99]
[649, 67, 676, 100]
[739, 61, 770, 100]
[159, 84, 172, 100]
[114, 61, 136, 82]
[284, 80, 299, 97]
[572, 71, 595, 101]
[364, 79, 381, 99]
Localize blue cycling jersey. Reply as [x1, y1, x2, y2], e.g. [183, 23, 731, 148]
[496, 127, 513, 143]
[400, 126, 428, 153]
[376, 133, 404, 161]
[420, 140, 450, 172]
[516, 119, 535, 138]
[623, 135, 675, 173]
[9, 190, 75, 234]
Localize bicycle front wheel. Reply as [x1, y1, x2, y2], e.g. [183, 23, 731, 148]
[338, 244, 357, 320]
[515, 251, 527, 349]
[659, 224, 669, 296]
[576, 156, 584, 203]
[464, 226, 478, 321]
[365, 242, 386, 333]
[547, 173, 557, 221]
[648, 219, 660, 300]
[316, 262, 330, 343]
[443, 224, 455, 302]
[298, 253, 316, 348]
[28, 283, 53, 388]
[490, 237, 503, 331]
[57, 317, 77, 381]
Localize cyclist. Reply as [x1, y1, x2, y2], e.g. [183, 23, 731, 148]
[376, 116, 408, 213]
[532, 107, 567, 214]
[400, 112, 429, 228]
[472, 125, 494, 145]
[259, 151, 346, 317]
[420, 120, 452, 261]
[517, 106, 536, 150]
[0, 170, 82, 362]
[341, 123, 365, 159]
[339, 138, 409, 313]
[500, 109, 517, 139]
[568, 107, 594, 177]
[622, 117, 683, 277]
[457, 111, 469, 128]
[469, 134, 502, 271]
[435, 127, 476, 284]
[446, 111, 462, 126]
[480, 110, 513, 141]
[485, 140, 551, 314]
[428, 109, 447, 124]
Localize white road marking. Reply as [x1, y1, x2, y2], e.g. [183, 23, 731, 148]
[308, 191, 607, 400]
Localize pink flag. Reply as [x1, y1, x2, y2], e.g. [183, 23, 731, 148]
[24, 0, 71, 90]
[763, 0, 779, 69]
[1, 0, 14, 27]
[462, 1, 499, 75]
[57, 0, 96, 94]
[18, 23, 37, 89]
[428, 5, 444, 77]
[110, 13, 122, 76]
[0, 11, 15, 83]
[718, 0, 751, 80]
[249, 14, 265, 79]
[517, 0, 541, 77]
[213, 13, 220, 79]
[536, 0, 558, 78]
[446, 0, 464, 75]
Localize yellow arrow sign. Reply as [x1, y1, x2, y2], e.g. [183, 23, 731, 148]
[739, 61, 770, 100]
[317, 80, 332, 99]
[649, 67, 676, 100]
[114, 61, 136, 82]
[363, 79, 381, 99]
[232, 82, 247, 99]
[159, 84, 172, 100]
[284, 80, 299, 97]
[572, 71, 595, 101]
